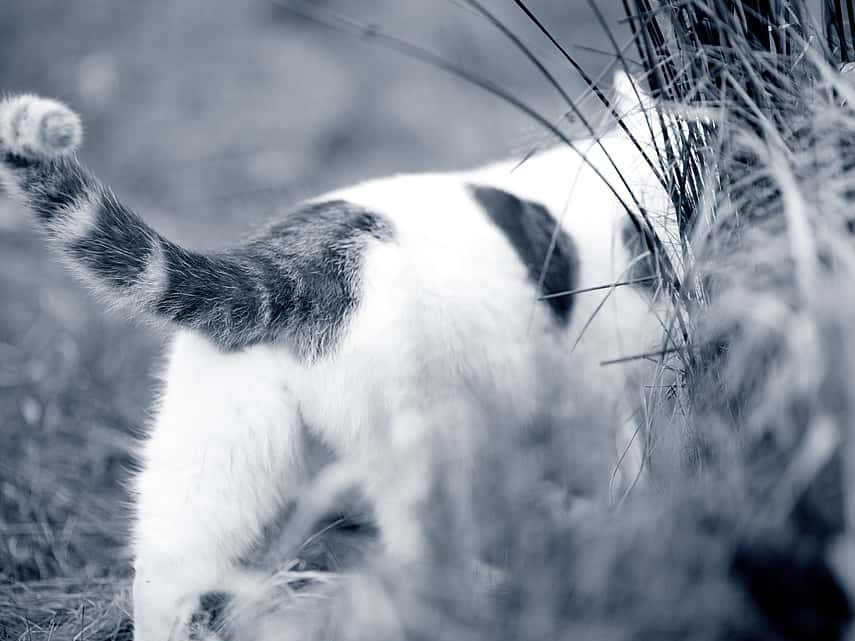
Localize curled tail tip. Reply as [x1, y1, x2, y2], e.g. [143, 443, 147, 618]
[1, 94, 83, 160]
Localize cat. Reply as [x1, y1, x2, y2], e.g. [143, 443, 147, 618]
[0, 73, 671, 639]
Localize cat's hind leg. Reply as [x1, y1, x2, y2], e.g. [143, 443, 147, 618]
[132, 331, 307, 641]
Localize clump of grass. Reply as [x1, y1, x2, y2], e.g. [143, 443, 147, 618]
[0, 233, 153, 637]
[0, 579, 133, 641]
[626, 0, 855, 527]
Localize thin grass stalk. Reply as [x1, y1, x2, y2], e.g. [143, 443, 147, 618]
[627, 2, 712, 265]
[847, 0, 855, 57]
[510, 0, 669, 193]
[456, 0, 665, 239]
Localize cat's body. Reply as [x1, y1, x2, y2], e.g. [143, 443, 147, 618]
[0, 80, 670, 639]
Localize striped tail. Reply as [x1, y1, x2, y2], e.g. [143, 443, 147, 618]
[0, 95, 393, 358]
[0, 94, 275, 351]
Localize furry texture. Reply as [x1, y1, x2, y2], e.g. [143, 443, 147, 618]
[0, 95, 81, 160]
[0, 79, 668, 640]
[0, 101, 396, 358]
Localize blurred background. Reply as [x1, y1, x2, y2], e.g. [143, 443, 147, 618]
[0, 0, 629, 622]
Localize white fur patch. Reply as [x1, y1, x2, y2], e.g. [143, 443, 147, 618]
[0, 163, 25, 203]
[129, 238, 168, 312]
[45, 194, 98, 244]
[0, 94, 82, 159]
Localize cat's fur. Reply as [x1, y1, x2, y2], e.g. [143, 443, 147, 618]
[0, 74, 670, 639]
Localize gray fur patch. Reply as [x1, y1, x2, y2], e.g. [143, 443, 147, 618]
[69, 191, 157, 288]
[155, 200, 394, 358]
[2, 149, 393, 358]
[468, 184, 578, 323]
[5, 154, 90, 218]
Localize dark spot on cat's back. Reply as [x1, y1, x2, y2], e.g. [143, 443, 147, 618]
[468, 184, 578, 323]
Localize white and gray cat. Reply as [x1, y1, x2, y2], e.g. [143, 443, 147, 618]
[0, 74, 672, 639]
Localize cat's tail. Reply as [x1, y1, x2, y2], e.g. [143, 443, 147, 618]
[0, 95, 274, 350]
